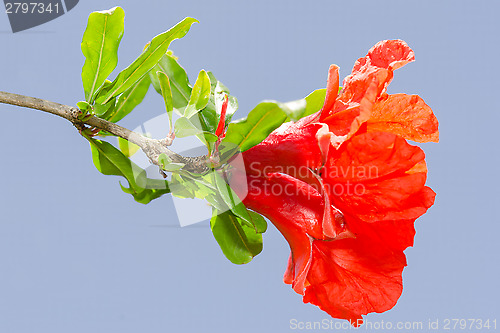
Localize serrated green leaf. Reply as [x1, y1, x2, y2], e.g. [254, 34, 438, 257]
[98, 17, 198, 104]
[222, 102, 288, 152]
[210, 209, 263, 265]
[81, 6, 125, 102]
[117, 137, 140, 158]
[89, 139, 170, 204]
[184, 70, 211, 118]
[103, 75, 151, 123]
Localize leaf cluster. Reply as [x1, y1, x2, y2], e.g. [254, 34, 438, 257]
[78, 7, 327, 264]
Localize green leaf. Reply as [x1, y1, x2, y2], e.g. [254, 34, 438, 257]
[89, 139, 170, 204]
[149, 53, 192, 110]
[163, 163, 185, 172]
[203, 133, 219, 142]
[213, 172, 249, 220]
[157, 71, 174, 129]
[81, 6, 125, 102]
[246, 211, 267, 233]
[222, 101, 288, 152]
[103, 75, 151, 123]
[158, 153, 185, 172]
[208, 72, 229, 93]
[117, 137, 140, 157]
[212, 171, 266, 232]
[184, 70, 211, 118]
[148, 56, 237, 152]
[149, 58, 236, 134]
[210, 209, 263, 265]
[213, 79, 238, 124]
[98, 17, 198, 104]
[281, 99, 307, 121]
[77, 101, 92, 112]
[302, 88, 327, 118]
[169, 173, 217, 200]
[93, 97, 116, 117]
[174, 117, 203, 137]
[221, 90, 327, 152]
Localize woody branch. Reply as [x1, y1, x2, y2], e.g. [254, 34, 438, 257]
[0, 91, 208, 173]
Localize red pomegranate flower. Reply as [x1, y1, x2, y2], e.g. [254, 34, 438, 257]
[239, 40, 439, 325]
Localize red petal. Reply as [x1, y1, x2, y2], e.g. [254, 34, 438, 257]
[368, 93, 439, 143]
[319, 40, 417, 142]
[243, 122, 324, 177]
[356, 39, 415, 72]
[346, 40, 414, 99]
[321, 65, 340, 114]
[283, 253, 294, 285]
[320, 77, 378, 138]
[244, 173, 325, 240]
[324, 131, 435, 222]
[303, 235, 406, 325]
[326, 130, 426, 182]
[334, 178, 435, 222]
[243, 173, 324, 294]
[349, 217, 416, 253]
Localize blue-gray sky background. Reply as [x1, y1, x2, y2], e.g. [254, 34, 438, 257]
[1, 1, 498, 332]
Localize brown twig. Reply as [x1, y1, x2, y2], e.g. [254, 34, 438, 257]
[0, 91, 208, 173]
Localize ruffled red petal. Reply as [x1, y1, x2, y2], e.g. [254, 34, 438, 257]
[243, 173, 409, 325]
[322, 131, 435, 222]
[303, 234, 406, 326]
[368, 93, 440, 143]
[346, 39, 414, 99]
[353, 39, 415, 73]
[320, 72, 378, 138]
[320, 40, 419, 141]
